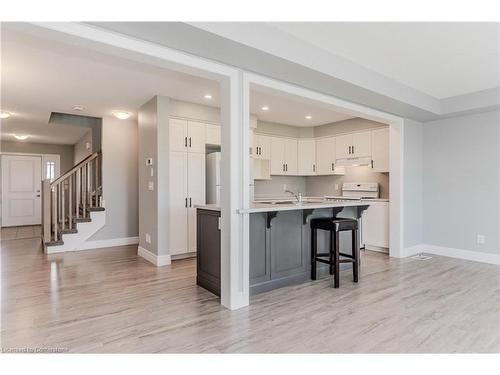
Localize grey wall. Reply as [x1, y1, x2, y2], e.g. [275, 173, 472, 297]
[403, 119, 424, 248]
[423, 110, 499, 254]
[306, 167, 390, 199]
[90, 116, 139, 240]
[0, 140, 74, 174]
[73, 130, 92, 165]
[137, 96, 170, 256]
[314, 118, 387, 138]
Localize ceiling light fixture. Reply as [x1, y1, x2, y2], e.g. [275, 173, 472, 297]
[0, 111, 11, 119]
[261, 106, 269, 111]
[72, 105, 85, 111]
[305, 115, 312, 120]
[13, 134, 29, 140]
[204, 94, 212, 99]
[112, 111, 131, 120]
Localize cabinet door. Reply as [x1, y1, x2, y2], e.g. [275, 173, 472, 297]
[169, 118, 188, 152]
[270, 137, 285, 175]
[187, 121, 206, 153]
[315, 137, 335, 175]
[352, 131, 372, 158]
[270, 210, 305, 279]
[196, 209, 221, 296]
[335, 134, 352, 159]
[205, 124, 221, 146]
[283, 138, 298, 175]
[371, 128, 389, 172]
[362, 202, 389, 248]
[169, 151, 188, 255]
[187, 152, 206, 253]
[297, 139, 316, 175]
[255, 134, 272, 160]
[249, 213, 271, 285]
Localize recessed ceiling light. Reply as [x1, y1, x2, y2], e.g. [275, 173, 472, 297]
[0, 111, 11, 119]
[13, 134, 29, 140]
[73, 105, 85, 111]
[204, 94, 212, 99]
[305, 115, 312, 120]
[112, 111, 131, 120]
[261, 106, 269, 111]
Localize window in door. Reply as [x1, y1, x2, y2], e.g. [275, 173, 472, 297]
[46, 161, 55, 181]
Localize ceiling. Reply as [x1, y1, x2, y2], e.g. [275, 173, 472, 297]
[1, 25, 357, 145]
[268, 22, 500, 99]
[250, 86, 354, 127]
[0, 26, 220, 145]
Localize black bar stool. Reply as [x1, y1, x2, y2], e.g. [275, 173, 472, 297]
[310, 217, 359, 288]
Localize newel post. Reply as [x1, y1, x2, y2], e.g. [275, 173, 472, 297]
[41, 180, 51, 244]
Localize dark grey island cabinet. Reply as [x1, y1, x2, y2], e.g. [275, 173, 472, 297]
[197, 206, 358, 297]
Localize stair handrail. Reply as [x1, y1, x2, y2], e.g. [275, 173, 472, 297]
[50, 151, 100, 187]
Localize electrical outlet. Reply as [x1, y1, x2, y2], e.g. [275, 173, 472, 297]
[148, 181, 154, 191]
[145, 233, 151, 244]
[477, 234, 485, 245]
[150, 167, 154, 177]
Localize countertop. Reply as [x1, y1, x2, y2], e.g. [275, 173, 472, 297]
[196, 197, 389, 214]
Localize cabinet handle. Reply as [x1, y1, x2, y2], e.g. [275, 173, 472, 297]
[331, 163, 334, 171]
[189, 137, 192, 147]
[184, 137, 187, 147]
[352, 145, 355, 154]
[348, 146, 351, 154]
[312, 164, 315, 172]
[371, 159, 374, 169]
[283, 164, 285, 172]
[285, 164, 288, 172]
[258, 147, 261, 155]
[189, 197, 192, 207]
[185, 197, 188, 208]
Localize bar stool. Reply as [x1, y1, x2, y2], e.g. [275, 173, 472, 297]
[310, 217, 359, 288]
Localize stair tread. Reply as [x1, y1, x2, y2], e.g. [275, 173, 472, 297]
[60, 228, 78, 234]
[88, 207, 105, 212]
[45, 240, 64, 247]
[74, 217, 92, 223]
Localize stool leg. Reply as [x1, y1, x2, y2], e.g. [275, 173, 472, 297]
[353, 228, 359, 283]
[329, 230, 334, 275]
[334, 231, 340, 288]
[311, 227, 317, 280]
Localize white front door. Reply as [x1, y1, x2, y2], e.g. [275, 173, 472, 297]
[1, 155, 42, 227]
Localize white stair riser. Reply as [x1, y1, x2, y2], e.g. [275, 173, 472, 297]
[46, 211, 106, 254]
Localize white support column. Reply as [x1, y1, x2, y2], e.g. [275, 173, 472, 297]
[219, 71, 250, 310]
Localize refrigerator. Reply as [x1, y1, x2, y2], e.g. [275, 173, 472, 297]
[206, 151, 255, 205]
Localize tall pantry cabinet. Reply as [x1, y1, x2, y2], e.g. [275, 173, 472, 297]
[169, 118, 206, 256]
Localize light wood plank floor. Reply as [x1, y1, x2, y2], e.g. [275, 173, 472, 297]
[1, 236, 499, 353]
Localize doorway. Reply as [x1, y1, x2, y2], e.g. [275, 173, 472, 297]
[1, 154, 42, 227]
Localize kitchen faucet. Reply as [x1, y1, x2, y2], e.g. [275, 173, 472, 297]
[285, 189, 303, 203]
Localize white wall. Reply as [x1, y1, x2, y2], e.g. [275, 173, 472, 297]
[90, 116, 138, 241]
[423, 110, 499, 255]
[73, 130, 92, 165]
[403, 119, 424, 248]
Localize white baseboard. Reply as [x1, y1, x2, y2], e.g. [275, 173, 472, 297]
[138, 246, 171, 266]
[77, 236, 139, 250]
[403, 243, 499, 265]
[171, 252, 196, 260]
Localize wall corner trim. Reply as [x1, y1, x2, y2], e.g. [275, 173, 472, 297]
[402, 243, 500, 265]
[138, 246, 171, 266]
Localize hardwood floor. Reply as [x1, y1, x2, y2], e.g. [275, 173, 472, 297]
[1, 235, 499, 353]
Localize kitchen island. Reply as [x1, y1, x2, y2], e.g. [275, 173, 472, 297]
[196, 199, 371, 296]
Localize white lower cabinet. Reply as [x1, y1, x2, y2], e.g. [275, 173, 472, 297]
[169, 151, 206, 256]
[362, 201, 389, 250]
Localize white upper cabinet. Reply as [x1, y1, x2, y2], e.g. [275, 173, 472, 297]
[335, 131, 372, 159]
[187, 121, 206, 153]
[254, 134, 271, 160]
[298, 139, 316, 175]
[371, 128, 390, 172]
[205, 124, 221, 146]
[316, 137, 335, 175]
[169, 119, 206, 153]
[335, 134, 352, 160]
[169, 119, 188, 152]
[270, 137, 285, 175]
[352, 131, 372, 158]
[283, 138, 298, 175]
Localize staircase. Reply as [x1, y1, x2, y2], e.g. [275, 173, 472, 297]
[42, 152, 105, 254]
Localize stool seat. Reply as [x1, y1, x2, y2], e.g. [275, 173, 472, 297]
[310, 217, 358, 232]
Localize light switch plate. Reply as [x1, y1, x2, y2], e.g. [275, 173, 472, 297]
[477, 234, 485, 245]
[148, 181, 154, 191]
[150, 167, 154, 177]
[145, 233, 151, 244]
